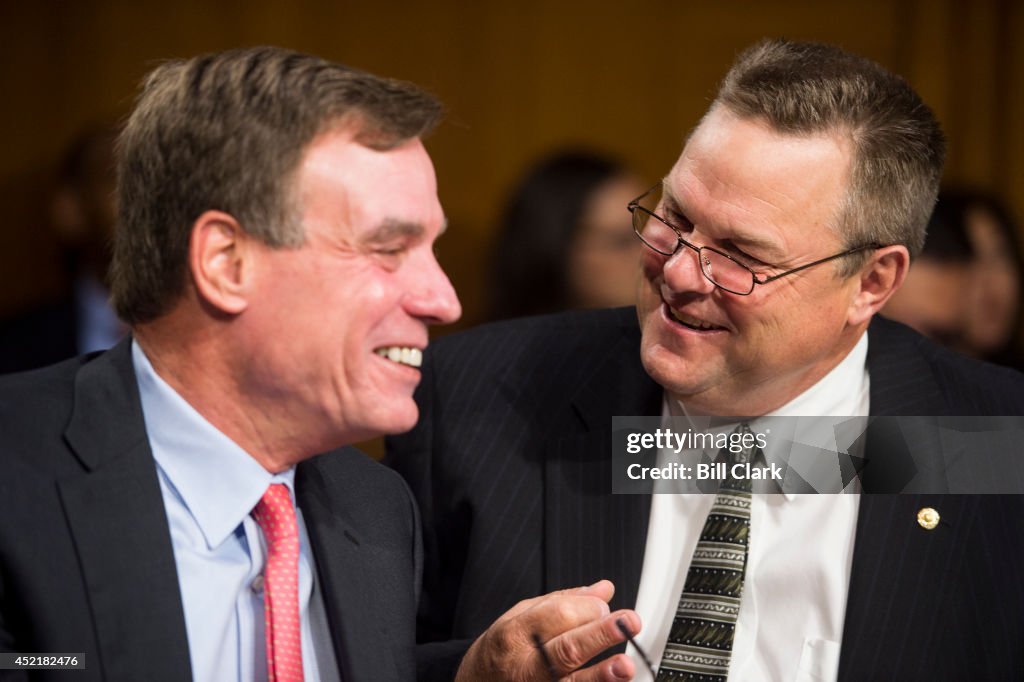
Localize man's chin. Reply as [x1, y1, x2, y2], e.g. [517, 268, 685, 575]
[386, 414, 419, 437]
[641, 343, 725, 400]
[333, 400, 419, 445]
[375, 401, 420, 438]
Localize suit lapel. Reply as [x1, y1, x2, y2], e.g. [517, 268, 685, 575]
[837, 495, 973, 681]
[297, 458, 401, 682]
[544, 320, 661, 614]
[837, 318, 955, 680]
[59, 340, 192, 681]
[864, 317, 949, 417]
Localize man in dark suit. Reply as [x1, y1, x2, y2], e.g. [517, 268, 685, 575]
[0, 47, 638, 682]
[387, 40, 1024, 681]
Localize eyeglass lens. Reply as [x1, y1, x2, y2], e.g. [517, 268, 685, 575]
[632, 187, 754, 294]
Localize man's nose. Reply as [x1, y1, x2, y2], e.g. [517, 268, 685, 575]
[662, 244, 716, 295]
[407, 255, 462, 325]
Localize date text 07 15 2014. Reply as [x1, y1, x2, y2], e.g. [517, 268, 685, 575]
[0, 653, 85, 669]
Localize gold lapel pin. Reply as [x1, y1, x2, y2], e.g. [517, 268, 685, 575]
[917, 507, 940, 530]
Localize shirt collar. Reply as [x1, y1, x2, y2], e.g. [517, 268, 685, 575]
[132, 340, 295, 549]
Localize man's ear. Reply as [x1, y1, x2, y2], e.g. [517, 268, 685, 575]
[188, 210, 253, 315]
[847, 245, 910, 326]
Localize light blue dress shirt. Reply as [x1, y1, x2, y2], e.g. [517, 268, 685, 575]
[132, 341, 326, 681]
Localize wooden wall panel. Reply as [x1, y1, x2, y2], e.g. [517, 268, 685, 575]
[0, 0, 1020, 326]
[1000, 0, 1024, 226]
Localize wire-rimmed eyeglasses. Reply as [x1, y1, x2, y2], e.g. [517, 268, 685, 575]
[628, 184, 883, 295]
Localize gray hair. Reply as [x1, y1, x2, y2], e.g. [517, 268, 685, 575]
[712, 39, 945, 274]
[111, 46, 443, 324]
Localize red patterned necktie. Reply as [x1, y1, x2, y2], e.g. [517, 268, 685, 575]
[252, 484, 304, 682]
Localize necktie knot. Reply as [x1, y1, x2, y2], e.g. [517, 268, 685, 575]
[721, 423, 761, 494]
[252, 483, 300, 547]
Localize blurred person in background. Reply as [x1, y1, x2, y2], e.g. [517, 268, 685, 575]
[884, 188, 1023, 370]
[486, 149, 646, 320]
[960, 189, 1024, 368]
[0, 124, 126, 373]
[881, 191, 975, 346]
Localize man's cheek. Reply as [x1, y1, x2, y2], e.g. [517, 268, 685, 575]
[640, 252, 665, 280]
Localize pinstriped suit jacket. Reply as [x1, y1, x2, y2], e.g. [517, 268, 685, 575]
[387, 307, 1024, 681]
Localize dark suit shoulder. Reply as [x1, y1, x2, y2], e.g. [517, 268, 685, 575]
[426, 307, 640, 400]
[0, 351, 89, 397]
[436, 307, 637, 352]
[301, 447, 420, 564]
[869, 316, 1024, 414]
[305, 447, 417, 519]
[0, 355, 96, 472]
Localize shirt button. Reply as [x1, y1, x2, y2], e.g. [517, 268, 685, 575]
[251, 575, 265, 593]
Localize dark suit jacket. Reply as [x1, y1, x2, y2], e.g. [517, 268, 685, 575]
[0, 340, 421, 681]
[386, 306, 1024, 681]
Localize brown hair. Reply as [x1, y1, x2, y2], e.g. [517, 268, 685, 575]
[111, 46, 443, 324]
[713, 39, 945, 274]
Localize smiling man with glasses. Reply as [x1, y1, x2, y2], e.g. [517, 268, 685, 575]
[629, 92, 909, 421]
[388, 39, 1024, 682]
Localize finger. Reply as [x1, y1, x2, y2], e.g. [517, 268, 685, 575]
[563, 654, 635, 682]
[519, 594, 612, 642]
[497, 580, 617, 628]
[542, 609, 641, 676]
[572, 579, 615, 603]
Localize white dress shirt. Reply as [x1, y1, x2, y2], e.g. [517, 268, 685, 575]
[628, 333, 869, 682]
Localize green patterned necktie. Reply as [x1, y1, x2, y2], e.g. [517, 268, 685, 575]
[656, 424, 755, 681]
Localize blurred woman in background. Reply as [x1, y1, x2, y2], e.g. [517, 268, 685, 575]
[884, 188, 1024, 370]
[486, 149, 646, 320]
[960, 191, 1023, 368]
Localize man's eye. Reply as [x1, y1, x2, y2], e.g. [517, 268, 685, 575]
[665, 209, 693, 233]
[730, 247, 771, 270]
[375, 244, 407, 256]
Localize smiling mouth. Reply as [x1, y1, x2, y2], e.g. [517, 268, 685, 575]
[666, 306, 726, 332]
[374, 346, 424, 368]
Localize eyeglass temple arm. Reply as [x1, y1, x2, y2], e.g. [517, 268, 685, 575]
[752, 244, 883, 285]
[616, 617, 657, 678]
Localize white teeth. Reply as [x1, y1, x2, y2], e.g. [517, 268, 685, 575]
[669, 308, 719, 330]
[375, 346, 424, 368]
